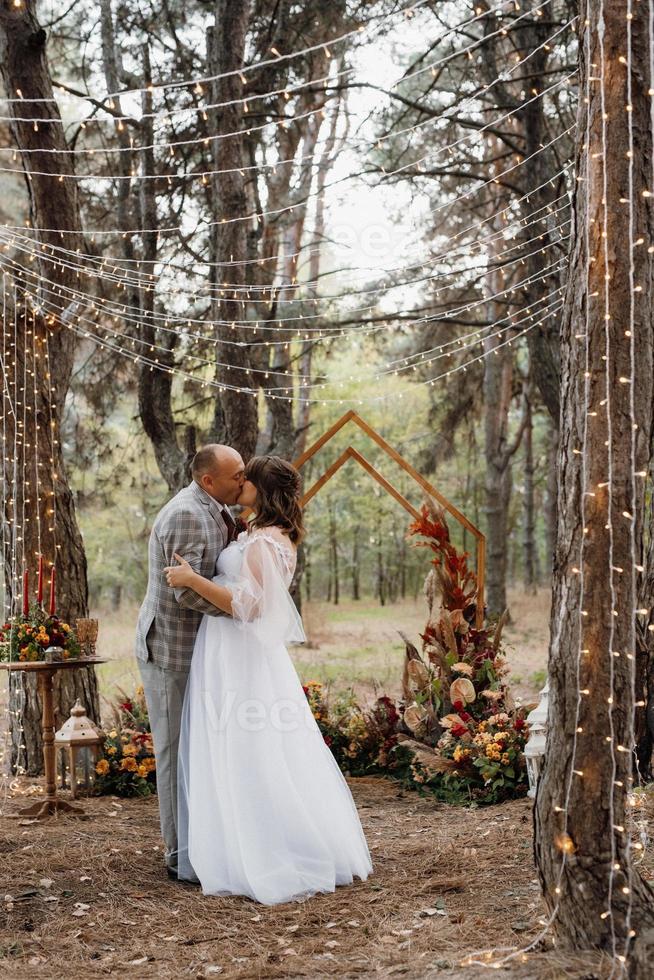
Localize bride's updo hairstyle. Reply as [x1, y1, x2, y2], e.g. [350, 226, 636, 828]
[245, 455, 305, 544]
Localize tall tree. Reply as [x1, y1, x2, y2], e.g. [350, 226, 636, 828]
[0, 0, 99, 774]
[208, 0, 258, 459]
[534, 2, 654, 971]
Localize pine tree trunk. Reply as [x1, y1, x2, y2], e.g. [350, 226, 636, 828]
[483, 199, 517, 618]
[208, 0, 258, 459]
[329, 505, 339, 606]
[376, 511, 386, 607]
[544, 419, 559, 576]
[304, 541, 312, 603]
[534, 4, 654, 970]
[351, 528, 360, 601]
[523, 386, 538, 592]
[0, 1, 98, 774]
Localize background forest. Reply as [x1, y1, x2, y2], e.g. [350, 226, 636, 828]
[0, 0, 576, 709]
[0, 0, 574, 605]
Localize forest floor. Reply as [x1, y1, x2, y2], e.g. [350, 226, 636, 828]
[2, 774, 643, 980]
[0, 588, 576, 979]
[94, 587, 551, 711]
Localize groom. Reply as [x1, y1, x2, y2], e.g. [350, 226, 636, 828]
[136, 444, 245, 880]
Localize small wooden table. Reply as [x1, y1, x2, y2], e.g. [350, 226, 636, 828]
[0, 658, 105, 820]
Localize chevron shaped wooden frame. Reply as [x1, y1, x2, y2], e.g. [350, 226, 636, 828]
[295, 410, 486, 628]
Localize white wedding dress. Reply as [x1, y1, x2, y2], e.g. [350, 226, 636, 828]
[176, 528, 373, 904]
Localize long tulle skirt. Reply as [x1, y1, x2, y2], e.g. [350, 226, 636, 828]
[177, 616, 373, 905]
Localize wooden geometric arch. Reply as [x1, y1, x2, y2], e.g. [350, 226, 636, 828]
[294, 411, 486, 628]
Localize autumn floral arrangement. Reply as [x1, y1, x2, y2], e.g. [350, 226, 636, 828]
[302, 680, 402, 777]
[393, 500, 530, 804]
[0, 561, 81, 663]
[94, 686, 156, 797]
[0, 612, 81, 663]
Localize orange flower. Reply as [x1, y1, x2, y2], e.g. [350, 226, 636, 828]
[120, 757, 138, 772]
[95, 759, 110, 776]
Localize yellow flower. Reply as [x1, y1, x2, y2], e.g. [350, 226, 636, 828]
[120, 757, 138, 772]
[95, 759, 110, 776]
[137, 764, 148, 778]
[106, 746, 117, 756]
[141, 757, 156, 772]
[122, 744, 138, 757]
[501, 753, 510, 766]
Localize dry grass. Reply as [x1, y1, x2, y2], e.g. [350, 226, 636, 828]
[1, 775, 634, 980]
[94, 588, 550, 710]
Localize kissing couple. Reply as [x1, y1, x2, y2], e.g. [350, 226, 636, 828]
[135, 445, 372, 905]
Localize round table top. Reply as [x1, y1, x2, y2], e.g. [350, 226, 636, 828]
[0, 657, 106, 672]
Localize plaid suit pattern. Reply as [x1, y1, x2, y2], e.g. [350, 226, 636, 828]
[135, 481, 229, 671]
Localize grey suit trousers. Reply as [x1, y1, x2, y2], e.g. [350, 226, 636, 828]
[138, 658, 189, 869]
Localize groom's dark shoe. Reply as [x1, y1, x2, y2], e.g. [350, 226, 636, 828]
[166, 865, 200, 887]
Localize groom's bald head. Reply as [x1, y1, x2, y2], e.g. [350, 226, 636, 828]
[192, 444, 245, 505]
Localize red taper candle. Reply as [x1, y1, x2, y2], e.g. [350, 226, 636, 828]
[37, 556, 43, 606]
[22, 570, 29, 617]
[48, 565, 56, 617]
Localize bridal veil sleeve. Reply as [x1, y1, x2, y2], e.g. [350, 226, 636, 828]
[228, 533, 306, 646]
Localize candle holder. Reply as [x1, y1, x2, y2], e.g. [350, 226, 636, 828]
[75, 619, 99, 659]
[44, 645, 64, 664]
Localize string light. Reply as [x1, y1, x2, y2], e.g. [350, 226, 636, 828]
[0, 1, 551, 122]
[0, 216, 570, 332]
[0, 184, 571, 296]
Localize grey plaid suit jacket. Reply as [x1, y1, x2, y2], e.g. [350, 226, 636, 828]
[135, 481, 230, 671]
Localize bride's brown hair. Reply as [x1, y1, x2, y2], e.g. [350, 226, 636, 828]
[245, 455, 305, 544]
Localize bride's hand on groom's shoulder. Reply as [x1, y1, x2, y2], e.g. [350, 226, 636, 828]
[164, 553, 196, 589]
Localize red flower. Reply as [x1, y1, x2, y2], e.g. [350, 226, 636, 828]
[452, 699, 464, 712]
[459, 710, 471, 722]
[450, 723, 468, 738]
[323, 735, 333, 747]
[119, 700, 134, 713]
[514, 718, 526, 731]
[374, 695, 399, 728]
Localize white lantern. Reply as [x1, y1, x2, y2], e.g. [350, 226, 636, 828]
[55, 699, 104, 798]
[525, 680, 549, 798]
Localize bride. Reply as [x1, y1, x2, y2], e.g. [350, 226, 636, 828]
[164, 454, 373, 905]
